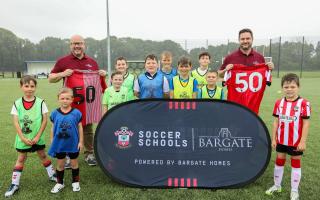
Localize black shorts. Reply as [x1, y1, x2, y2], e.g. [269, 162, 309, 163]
[55, 152, 79, 159]
[16, 144, 45, 153]
[276, 144, 303, 156]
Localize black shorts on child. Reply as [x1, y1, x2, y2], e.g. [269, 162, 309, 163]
[55, 152, 79, 159]
[16, 144, 45, 152]
[276, 144, 303, 156]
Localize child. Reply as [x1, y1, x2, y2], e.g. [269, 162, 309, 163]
[170, 56, 198, 99]
[265, 73, 311, 200]
[49, 87, 83, 193]
[134, 54, 169, 99]
[5, 75, 56, 198]
[198, 70, 224, 100]
[159, 51, 177, 82]
[114, 56, 135, 100]
[103, 71, 128, 114]
[191, 51, 211, 89]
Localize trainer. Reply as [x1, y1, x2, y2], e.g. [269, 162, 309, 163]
[49, 34, 106, 166]
[218, 28, 274, 76]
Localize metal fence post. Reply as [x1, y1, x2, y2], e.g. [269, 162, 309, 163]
[277, 37, 281, 78]
[269, 39, 272, 57]
[300, 36, 305, 78]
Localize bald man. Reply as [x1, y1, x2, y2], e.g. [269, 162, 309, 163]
[49, 35, 106, 166]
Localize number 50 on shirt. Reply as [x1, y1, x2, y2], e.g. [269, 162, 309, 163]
[224, 64, 271, 114]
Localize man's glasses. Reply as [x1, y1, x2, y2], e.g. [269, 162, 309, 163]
[70, 42, 84, 46]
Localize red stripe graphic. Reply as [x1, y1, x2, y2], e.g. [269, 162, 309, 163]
[169, 102, 173, 110]
[187, 178, 191, 187]
[174, 178, 179, 187]
[167, 178, 172, 186]
[192, 102, 196, 110]
[193, 178, 197, 187]
[168, 102, 197, 110]
[168, 177, 198, 187]
[186, 102, 190, 110]
[180, 102, 185, 110]
[180, 178, 185, 187]
[174, 102, 179, 110]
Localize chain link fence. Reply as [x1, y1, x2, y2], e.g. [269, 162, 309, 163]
[174, 36, 320, 78]
[2, 36, 319, 78]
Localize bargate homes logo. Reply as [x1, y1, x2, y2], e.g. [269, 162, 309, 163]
[198, 128, 253, 151]
[114, 127, 134, 149]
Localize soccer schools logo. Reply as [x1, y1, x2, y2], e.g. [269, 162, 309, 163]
[114, 127, 253, 152]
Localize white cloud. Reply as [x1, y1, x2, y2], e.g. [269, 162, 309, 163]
[1, 0, 319, 43]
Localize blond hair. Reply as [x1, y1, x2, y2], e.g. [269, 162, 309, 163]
[161, 51, 172, 59]
[57, 87, 73, 98]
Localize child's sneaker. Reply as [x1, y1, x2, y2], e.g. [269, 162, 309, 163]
[72, 182, 80, 192]
[85, 154, 97, 166]
[4, 184, 19, 198]
[265, 185, 282, 195]
[290, 191, 299, 200]
[51, 183, 64, 194]
[49, 174, 57, 182]
[65, 156, 71, 169]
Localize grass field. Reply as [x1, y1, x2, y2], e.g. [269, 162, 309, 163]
[0, 76, 319, 200]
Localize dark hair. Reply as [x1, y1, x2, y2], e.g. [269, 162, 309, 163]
[20, 75, 37, 86]
[178, 56, 192, 67]
[115, 56, 127, 65]
[145, 54, 158, 63]
[199, 51, 211, 60]
[111, 71, 124, 79]
[281, 73, 300, 87]
[206, 69, 218, 76]
[239, 28, 253, 38]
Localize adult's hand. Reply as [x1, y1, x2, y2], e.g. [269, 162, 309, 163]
[98, 69, 107, 77]
[61, 69, 74, 77]
[266, 62, 274, 70]
[225, 64, 234, 71]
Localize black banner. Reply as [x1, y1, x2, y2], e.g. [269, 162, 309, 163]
[94, 99, 271, 188]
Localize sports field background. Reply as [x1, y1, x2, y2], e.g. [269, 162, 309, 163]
[0, 73, 319, 200]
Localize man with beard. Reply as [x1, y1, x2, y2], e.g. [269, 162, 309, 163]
[218, 28, 274, 75]
[49, 35, 106, 167]
[218, 29, 274, 114]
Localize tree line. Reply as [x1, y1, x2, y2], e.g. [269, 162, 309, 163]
[0, 27, 319, 72]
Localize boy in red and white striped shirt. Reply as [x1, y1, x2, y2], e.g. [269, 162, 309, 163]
[266, 73, 311, 200]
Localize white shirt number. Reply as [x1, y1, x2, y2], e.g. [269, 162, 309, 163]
[235, 72, 262, 93]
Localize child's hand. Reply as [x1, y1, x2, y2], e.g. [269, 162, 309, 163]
[78, 142, 83, 152]
[271, 139, 277, 149]
[297, 141, 306, 152]
[21, 137, 33, 146]
[31, 135, 40, 145]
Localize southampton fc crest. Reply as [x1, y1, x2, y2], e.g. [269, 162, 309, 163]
[114, 127, 134, 148]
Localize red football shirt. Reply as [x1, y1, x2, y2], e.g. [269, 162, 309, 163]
[64, 70, 106, 125]
[224, 64, 271, 114]
[273, 97, 311, 147]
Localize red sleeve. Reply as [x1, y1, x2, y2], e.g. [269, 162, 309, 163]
[50, 59, 63, 73]
[301, 100, 311, 119]
[100, 76, 107, 92]
[272, 100, 280, 117]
